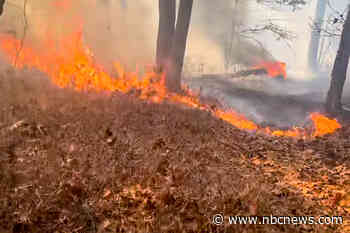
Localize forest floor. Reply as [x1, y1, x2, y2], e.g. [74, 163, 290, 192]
[1, 67, 350, 233]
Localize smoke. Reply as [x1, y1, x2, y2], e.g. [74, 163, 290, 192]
[1, 0, 348, 128]
[81, 0, 157, 71]
[0, 0, 158, 71]
[189, 0, 276, 72]
[0, 0, 288, 74]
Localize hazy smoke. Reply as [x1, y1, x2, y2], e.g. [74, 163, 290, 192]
[0, 0, 279, 73]
[0, 0, 157, 71]
[82, 0, 157, 71]
[1, 0, 348, 128]
[191, 0, 275, 69]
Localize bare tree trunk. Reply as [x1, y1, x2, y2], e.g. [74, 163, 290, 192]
[326, 6, 350, 116]
[308, 0, 327, 72]
[166, 0, 193, 92]
[0, 0, 5, 16]
[156, 0, 176, 72]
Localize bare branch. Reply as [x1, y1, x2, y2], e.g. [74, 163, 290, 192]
[256, 0, 308, 11]
[310, 3, 348, 38]
[240, 20, 297, 41]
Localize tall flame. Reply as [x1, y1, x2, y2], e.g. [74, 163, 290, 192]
[0, 29, 340, 139]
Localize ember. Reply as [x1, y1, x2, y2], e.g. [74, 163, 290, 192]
[0, 29, 340, 139]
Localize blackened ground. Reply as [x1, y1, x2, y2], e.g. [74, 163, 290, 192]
[185, 75, 332, 128]
[0, 67, 349, 233]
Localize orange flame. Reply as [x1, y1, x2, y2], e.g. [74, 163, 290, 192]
[310, 113, 341, 137]
[215, 110, 258, 131]
[53, 0, 72, 12]
[254, 61, 287, 79]
[0, 29, 340, 139]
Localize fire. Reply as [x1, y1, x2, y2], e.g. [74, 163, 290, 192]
[310, 113, 341, 137]
[53, 0, 72, 12]
[215, 110, 258, 131]
[0, 30, 166, 98]
[0, 29, 340, 139]
[254, 61, 287, 79]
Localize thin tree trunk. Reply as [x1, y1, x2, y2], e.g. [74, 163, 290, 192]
[156, 0, 176, 72]
[326, 6, 350, 116]
[166, 0, 193, 92]
[308, 0, 327, 72]
[224, 0, 240, 72]
[0, 0, 5, 16]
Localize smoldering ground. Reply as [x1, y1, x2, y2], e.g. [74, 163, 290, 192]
[187, 71, 350, 128]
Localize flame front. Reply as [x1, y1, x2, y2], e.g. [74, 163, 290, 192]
[254, 61, 287, 79]
[310, 113, 341, 137]
[0, 30, 340, 138]
[0, 30, 167, 100]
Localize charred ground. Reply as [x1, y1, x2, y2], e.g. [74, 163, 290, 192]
[186, 75, 328, 128]
[0, 67, 350, 233]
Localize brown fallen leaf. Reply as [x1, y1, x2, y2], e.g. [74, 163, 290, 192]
[103, 189, 112, 198]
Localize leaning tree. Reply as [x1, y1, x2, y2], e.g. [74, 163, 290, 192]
[156, 0, 193, 92]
